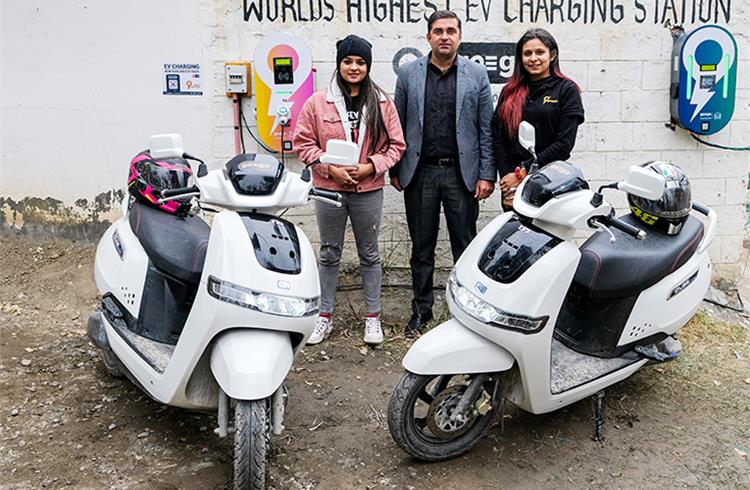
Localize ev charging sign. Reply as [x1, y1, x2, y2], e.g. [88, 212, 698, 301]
[677, 25, 737, 135]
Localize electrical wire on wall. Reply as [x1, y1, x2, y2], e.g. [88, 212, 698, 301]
[238, 101, 278, 155]
[237, 96, 246, 153]
[690, 133, 750, 151]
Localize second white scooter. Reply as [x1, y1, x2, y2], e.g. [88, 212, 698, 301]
[388, 122, 717, 461]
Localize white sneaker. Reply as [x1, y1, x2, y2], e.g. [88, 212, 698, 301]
[363, 316, 384, 345]
[307, 316, 333, 345]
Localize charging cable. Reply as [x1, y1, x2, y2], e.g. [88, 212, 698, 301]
[690, 133, 749, 151]
[238, 103, 278, 154]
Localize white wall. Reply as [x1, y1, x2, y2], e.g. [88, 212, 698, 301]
[2, 0, 749, 277]
[1, 0, 212, 203]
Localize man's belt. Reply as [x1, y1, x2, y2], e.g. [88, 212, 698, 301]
[423, 157, 456, 168]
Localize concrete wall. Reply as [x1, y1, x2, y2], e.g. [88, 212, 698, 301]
[2, 0, 749, 278]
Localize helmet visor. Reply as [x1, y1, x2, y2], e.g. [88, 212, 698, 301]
[142, 160, 191, 191]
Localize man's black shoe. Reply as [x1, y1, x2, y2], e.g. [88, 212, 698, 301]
[405, 311, 433, 338]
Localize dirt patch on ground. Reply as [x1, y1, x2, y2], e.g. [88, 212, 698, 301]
[1, 237, 749, 489]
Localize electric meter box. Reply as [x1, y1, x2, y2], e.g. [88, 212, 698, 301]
[670, 25, 737, 135]
[225, 62, 252, 96]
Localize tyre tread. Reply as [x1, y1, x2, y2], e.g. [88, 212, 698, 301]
[234, 399, 269, 490]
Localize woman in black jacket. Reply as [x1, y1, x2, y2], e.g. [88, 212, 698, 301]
[492, 28, 585, 209]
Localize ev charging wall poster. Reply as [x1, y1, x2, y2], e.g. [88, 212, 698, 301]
[162, 63, 204, 96]
[678, 25, 737, 135]
[254, 33, 314, 152]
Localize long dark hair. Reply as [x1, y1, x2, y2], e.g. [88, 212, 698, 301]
[499, 28, 575, 138]
[335, 70, 391, 155]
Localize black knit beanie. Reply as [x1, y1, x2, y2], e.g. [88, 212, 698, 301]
[336, 35, 372, 69]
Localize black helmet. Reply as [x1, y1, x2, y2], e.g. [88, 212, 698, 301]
[627, 161, 691, 236]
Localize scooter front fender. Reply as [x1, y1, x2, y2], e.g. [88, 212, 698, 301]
[210, 329, 293, 400]
[403, 319, 515, 375]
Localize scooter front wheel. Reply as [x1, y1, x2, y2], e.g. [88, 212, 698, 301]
[100, 349, 124, 378]
[234, 398, 270, 490]
[387, 371, 501, 462]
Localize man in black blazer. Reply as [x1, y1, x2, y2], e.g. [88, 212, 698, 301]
[391, 10, 496, 337]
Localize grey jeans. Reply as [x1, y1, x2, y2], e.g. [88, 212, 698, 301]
[315, 189, 384, 315]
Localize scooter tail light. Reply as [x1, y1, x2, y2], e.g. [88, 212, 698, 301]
[207, 276, 319, 317]
[448, 272, 547, 334]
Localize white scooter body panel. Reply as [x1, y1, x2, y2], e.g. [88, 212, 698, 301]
[446, 212, 606, 414]
[403, 319, 515, 375]
[513, 180, 612, 241]
[99, 206, 318, 409]
[202, 211, 320, 302]
[94, 214, 149, 318]
[617, 251, 711, 346]
[197, 168, 312, 212]
[210, 329, 294, 400]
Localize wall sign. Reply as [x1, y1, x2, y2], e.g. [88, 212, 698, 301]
[243, 0, 734, 25]
[459, 42, 515, 83]
[162, 63, 203, 96]
[393, 43, 515, 84]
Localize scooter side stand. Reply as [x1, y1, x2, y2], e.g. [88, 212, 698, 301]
[591, 390, 606, 443]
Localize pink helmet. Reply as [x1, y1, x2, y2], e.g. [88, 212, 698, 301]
[127, 151, 193, 215]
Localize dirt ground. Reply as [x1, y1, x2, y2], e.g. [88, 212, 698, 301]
[1, 237, 749, 489]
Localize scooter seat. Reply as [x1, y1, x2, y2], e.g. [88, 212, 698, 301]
[129, 202, 210, 284]
[574, 214, 703, 299]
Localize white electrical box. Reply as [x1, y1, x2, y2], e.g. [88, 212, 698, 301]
[225, 62, 252, 97]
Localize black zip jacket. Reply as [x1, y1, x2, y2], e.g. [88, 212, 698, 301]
[491, 76, 585, 178]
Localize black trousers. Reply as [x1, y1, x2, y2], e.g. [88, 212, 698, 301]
[404, 165, 479, 315]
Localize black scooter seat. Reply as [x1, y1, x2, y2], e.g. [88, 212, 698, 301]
[574, 214, 704, 299]
[129, 201, 210, 284]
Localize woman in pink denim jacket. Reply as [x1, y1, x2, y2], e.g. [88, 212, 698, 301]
[294, 34, 406, 346]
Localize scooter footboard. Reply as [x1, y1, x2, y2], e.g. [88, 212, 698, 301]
[210, 329, 293, 400]
[403, 319, 515, 375]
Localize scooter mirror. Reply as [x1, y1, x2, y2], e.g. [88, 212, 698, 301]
[149, 134, 185, 159]
[319, 139, 359, 166]
[618, 166, 666, 200]
[518, 121, 536, 154]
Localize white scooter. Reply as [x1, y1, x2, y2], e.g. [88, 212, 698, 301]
[387, 122, 717, 461]
[87, 134, 349, 488]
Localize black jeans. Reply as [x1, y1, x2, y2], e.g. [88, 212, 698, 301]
[404, 165, 479, 315]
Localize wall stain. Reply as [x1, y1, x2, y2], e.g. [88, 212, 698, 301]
[0, 190, 125, 242]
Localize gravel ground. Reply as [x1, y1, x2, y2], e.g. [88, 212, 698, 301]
[1, 237, 748, 489]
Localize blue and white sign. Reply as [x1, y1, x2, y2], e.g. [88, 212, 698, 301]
[162, 63, 203, 96]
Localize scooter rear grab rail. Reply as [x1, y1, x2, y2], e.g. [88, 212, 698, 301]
[692, 201, 717, 254]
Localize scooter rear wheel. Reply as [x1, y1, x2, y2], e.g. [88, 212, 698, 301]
[234, 398, 270, 490]
[387, 371, 500, 462]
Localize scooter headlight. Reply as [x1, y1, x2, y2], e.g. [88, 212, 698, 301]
[448, 272, 547, 333]
[208, 276, 319, 317]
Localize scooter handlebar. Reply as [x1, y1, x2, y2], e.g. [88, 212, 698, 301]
[309, 188, 341, 201]
[591, 215, 647, 240]
[161, 185, 200, 199]
[691, 202, 710, 216]
[308, 188, 342, 208]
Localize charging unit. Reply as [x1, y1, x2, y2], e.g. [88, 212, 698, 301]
[253, 33, 314, 152]
[670, 25, 737, 136]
